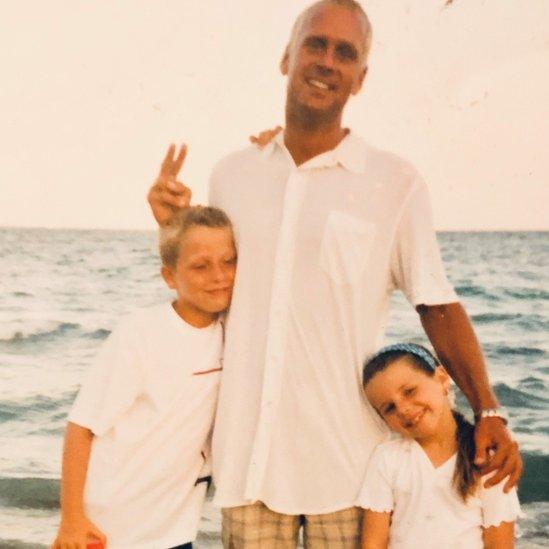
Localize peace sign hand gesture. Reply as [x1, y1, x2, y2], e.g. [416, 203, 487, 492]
[147, 143, 192, 226]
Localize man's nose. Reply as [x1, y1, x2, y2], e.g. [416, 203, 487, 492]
[317, 47, 337, 71]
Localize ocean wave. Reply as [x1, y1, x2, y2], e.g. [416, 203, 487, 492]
[504, 288, 549, 301]
[494, 383, 549, 409]
[0, 322, 80, 345]
[0, 453, 546, 511]
[471, 312, 522, 323]
[455, 285, 500, 301]
[84, 328, 111, 340]
[0, 323, 111, 345]
[0, 477, 59, 510]
[495, 346, 546, 357]
[0, 393, 75, 422]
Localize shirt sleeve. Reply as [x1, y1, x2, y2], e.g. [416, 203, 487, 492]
[479, 475, 524, 528]
[390, 176, 458, 306]
[356, 445, 394, 512]
[68, 318, 144, 437]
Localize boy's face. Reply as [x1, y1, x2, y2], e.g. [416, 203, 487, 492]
[162, 225, 237, 324]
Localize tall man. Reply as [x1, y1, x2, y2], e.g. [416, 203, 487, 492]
[149, 1, 521, 547]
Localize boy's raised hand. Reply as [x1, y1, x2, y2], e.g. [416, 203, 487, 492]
[147, 143, 192, 226]
[52, 514, 106, 549]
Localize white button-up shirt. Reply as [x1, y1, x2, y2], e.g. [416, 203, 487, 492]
[209, 131, 458, 514]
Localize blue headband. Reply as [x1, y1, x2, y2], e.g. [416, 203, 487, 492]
[367, 343, 438, 371]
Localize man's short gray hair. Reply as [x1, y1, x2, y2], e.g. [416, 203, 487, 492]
[287, 0, 372, 66]
[159, 205, 233, 268]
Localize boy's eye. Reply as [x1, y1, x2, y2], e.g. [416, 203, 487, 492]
[403, 386, 416, 397]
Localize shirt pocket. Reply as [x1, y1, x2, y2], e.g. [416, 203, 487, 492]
[320, 210, 376, 285]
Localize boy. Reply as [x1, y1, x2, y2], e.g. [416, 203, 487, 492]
[52, 205, 237, 549]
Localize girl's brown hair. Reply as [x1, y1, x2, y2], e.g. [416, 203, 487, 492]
[363, 344, 478, 501]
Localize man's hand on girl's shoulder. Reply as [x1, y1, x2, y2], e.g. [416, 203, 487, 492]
[474, 417, 522, 492]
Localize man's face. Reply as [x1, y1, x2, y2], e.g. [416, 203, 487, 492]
[281, 3, 368, 123]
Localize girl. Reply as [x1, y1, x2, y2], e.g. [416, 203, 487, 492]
[359, 343, 522, 549]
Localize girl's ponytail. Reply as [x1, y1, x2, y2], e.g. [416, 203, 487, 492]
[452, 410, 478, 501]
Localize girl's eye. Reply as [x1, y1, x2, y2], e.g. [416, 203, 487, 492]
[382, 403, 395, 416]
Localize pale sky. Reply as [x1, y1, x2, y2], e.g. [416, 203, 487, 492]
[1, 0, 547, 230]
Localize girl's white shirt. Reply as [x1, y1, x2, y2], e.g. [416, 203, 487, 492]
[68, 303, 222, 549]
[357, 437, 523, 549]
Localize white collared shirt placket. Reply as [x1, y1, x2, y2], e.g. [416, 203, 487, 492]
[245, 167, 309, 501]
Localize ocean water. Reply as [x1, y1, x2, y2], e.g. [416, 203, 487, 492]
[0, 228, 547, 548]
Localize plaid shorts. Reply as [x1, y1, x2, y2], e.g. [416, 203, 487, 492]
[221, 501, 363, 548]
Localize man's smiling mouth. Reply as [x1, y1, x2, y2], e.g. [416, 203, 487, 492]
[306, 78, 335, 91]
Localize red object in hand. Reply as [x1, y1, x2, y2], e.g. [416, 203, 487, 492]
[87, 542, 104, 549]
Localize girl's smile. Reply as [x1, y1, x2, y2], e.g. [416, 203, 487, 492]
[364, 356, 454, 444]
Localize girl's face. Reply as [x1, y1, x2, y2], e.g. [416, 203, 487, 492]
[365, 357, 452, 442]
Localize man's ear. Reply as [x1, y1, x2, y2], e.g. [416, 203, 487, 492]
[351, 65, 368, 95]
[280, 47, 290, 76]
[161, 265, 175, 289]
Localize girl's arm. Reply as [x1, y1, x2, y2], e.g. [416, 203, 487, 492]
[52, 422, 107, 549]
[482, 521, 515, 549]
[361, 510, 391, 549]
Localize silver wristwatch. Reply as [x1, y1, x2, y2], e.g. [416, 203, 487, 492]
[475, 407, 509, 425]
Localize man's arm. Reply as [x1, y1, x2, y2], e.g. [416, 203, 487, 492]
[52, 422, 107, 549]
[417, 302, 522, 490]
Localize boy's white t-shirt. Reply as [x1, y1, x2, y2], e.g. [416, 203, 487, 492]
[69, 303, 222, 549]
[357, 437, 523, 549]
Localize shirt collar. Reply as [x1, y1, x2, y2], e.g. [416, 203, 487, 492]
[262, 129, 367, 174]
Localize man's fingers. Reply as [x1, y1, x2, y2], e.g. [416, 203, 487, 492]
[503, 452, 523, 492]
[479, 440, 508, 475]
[473, 438, 490, 467]
[483, 453, 514, 489]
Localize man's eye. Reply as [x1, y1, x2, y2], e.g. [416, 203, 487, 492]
[336, 44, 358, 61]
[225, 257, 237, 265]
[192, 264, 207, 270]
[306, 37, 326, 51]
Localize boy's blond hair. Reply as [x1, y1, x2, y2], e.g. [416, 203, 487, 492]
[159, 206, 233, 268]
